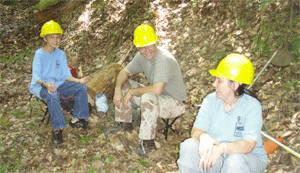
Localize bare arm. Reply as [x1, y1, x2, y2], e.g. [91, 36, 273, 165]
[66, 76, 91, 84]
[115, 67, 131, 90]
[223, 139, 256, 155]
[37, 79, 57, 94]
[66, 76, 80, 83]
[113, 67, 131, 108]
[191, 127, 256, 154]
[191, 127, 208, 141]
[127, 82, 165, 97]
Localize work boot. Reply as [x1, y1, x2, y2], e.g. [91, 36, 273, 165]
[69, 119, 89, 129]
[134, 139, 156, 158]
[51, 129, 63, 146]
[104, 122, 133, 136]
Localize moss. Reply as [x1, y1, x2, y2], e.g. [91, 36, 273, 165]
[35, 0, 61, 11]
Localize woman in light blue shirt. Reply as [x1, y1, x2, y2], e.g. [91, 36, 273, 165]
[177, 54, 267, 172]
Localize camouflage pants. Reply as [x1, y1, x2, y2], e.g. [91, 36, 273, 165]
[115, 80, 186, 140]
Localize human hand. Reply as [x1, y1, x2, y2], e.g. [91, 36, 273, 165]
[44, 82, 57, 95]
[198, 133, 219, 171]
[123, 90, 133, 110]
[79, 76, 91, 84]
[113, 88, 124, 109]
[208, 144, 224, 168]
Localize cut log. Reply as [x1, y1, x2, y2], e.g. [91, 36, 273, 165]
[86, 63, 123, 104]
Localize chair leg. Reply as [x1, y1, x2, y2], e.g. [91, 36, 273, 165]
[46, 110, 50, 125]
[161, 116, 180, 140]
[28, 93, 51, 125]
[41, 107, 49, 123]
[40, 100, 50, 124]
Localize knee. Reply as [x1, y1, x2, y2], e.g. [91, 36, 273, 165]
[141, 93, 156, 102]
[140, 93, 157, 112]
[77, 83, 87, 93]
[48, 91, 60, 100]
[80, 83, 87, 90]
[180, 138, 199, 155]
[224, 154, 246, 168]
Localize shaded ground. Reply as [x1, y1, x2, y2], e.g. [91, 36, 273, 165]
[0, 0, 300, 172]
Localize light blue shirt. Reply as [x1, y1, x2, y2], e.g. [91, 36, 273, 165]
[193, 92, 268, 164]
[29, 48, 72, 99]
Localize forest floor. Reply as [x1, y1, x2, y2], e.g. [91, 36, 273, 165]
[0, 0, 300, 172]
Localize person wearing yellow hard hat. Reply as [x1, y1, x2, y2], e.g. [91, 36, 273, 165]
[177, 54, 267, 172]
[106, 24, 187, 157]
[29, 20, 91, 146]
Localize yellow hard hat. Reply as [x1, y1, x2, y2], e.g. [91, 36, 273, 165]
[40, 20, 63, 38]
[209, 53, 254, 84]
[133, 24, 158, 47]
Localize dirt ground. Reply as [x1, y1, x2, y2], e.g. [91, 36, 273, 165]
[0, 0, 300, 172]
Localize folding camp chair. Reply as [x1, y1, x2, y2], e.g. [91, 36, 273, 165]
[29, 93, 75, 125]
[160, 116, 181, 140]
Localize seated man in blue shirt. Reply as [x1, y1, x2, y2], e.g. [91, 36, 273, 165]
[29, 20, 91, 146]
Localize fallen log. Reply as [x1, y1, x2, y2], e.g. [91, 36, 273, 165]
[86, 62, 123, 104]
[86, 45, 134, 106]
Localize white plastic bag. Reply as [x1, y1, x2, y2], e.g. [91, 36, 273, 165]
[95, 93, 109, 113]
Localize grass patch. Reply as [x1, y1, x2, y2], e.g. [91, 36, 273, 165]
[0, 117, 9, 129]
[87, 167, 97, 173]
[0, 164, 8, 173]
[0, 49, 34, 66]
[139, 158, 149, 168]
[210, 51, 227, 61]
[104, 156, 113, 165]
[78, 135, 93, 145]
[91, 156, 100, 162]
[289, 34, 300, 61]
[10, 110, 27, 119]
[26, 123, 38, 130]
[259, 0, 276, 12]
[237, 19, 246, 28]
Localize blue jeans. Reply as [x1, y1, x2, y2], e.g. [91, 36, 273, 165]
[40, 81, 89, 129]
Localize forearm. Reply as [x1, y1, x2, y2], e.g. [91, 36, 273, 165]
[191, 127, 207, 141]
[37, 79, 46, 87]
[66, 76, 80, 83]
[37, 79, 43, 85]
[129, 85, 156, 97]
[115, 68, 130, 90]
[223, 139, 256, 155]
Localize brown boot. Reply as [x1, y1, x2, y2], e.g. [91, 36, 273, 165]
[104, 122, 133, 136]
[134, 140, 156, 158]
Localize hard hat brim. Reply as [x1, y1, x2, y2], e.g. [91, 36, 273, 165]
[135, 41, 156, 48]
[209, 69, 254, 85]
